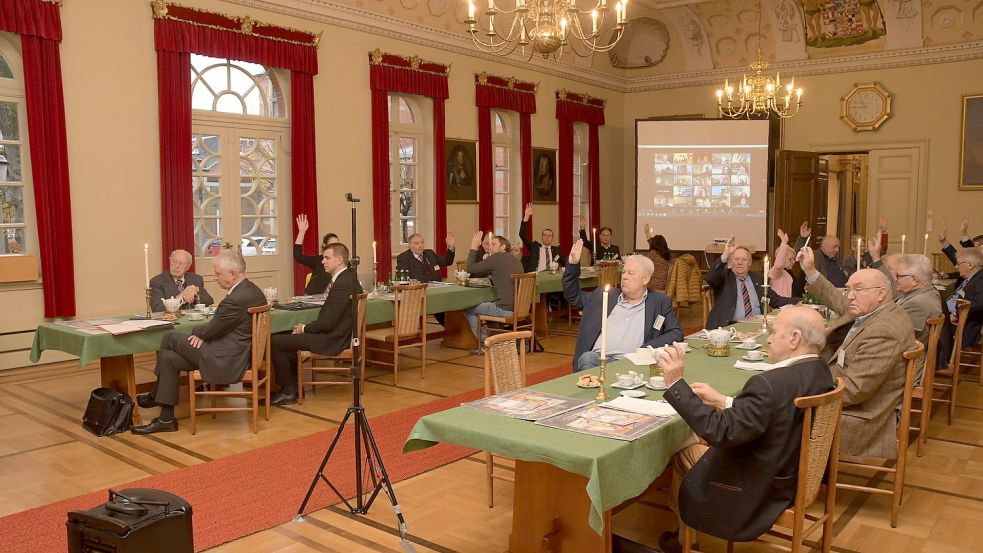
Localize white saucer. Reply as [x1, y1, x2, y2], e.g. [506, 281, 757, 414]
[620, 390, 646, 398]
[612, 382, 645, 390]
[645, 383, 668, 391]
[735, 344, 761, 350]
[741, 355, 767, 362]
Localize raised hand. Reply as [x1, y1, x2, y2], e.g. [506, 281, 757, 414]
[524, 203, 534, 219]
[960, 218, 970, 236]
[691, 382, 727, 411]
[937, 223, 948, 244]
[657, 344, 686, 387]
[446, 232, 456, 249]
[777, 229, 788, 245]
[878, 216, 887, 233]
[470, 231, 483, 251]
[721, 235, 737, 261]
[644, 222, 653, 239]
[580, 215, 588, 230]
[569, 239, 584, 264]
[867, 236, 881, 261]
[295, 214, 309, 234]
[799, 221, 811, 238]
[797, 245, 817, 276]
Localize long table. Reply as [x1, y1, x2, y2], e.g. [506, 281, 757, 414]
[403, 323, 763, 553]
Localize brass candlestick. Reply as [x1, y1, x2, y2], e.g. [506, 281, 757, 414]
[760, 287, 771, 334]
[593, 358, 610, 403]
[372, 262, 379, 293]
[145, 287, 152, 319]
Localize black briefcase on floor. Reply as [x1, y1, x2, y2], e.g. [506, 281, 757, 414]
[66, 488, 194, 553]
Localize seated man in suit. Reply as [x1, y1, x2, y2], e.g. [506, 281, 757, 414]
[643, 306, 834, 553]
[518, 203, 563, 272]
[464, 231, 525, 353]
[579, 216, 621, 261]
[892, 254, 943, 384]
[937, 247, 983, 369]
[395, 233, 456, 282]
[293, 213, 339, 295]
[799, 247, 915, 459]
[149, 249, 214, 312]
[704, 236, 796, 330]
[563, 240, 683, 372]
[794, 222, 849, 287]
[266, 243, 363, 405]
[133, 250, 267, 434]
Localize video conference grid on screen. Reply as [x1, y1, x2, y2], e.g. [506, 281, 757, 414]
[649, 152, 753, 210]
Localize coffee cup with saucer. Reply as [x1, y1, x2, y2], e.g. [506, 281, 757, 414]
[744, 350, 765, 361]
[616, 373, 633, 387]
[647, 375, 667, 390]
[740, 338, 758, 349]
[186, 312, 205, 321]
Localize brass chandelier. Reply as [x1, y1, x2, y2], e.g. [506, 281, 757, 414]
[464, 0, 630, 58]
[715, 0, 802, 119]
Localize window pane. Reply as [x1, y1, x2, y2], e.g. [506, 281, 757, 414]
[1, 184, 24, 223]
[399, 137, 416, 163]
[494, 113, 507, 135]
[195, 218, 221, 257]
[398, 97, 414, 124]
[1, 228, 25, 254]
[0, 101, 20, 140]
[399, 191, 416, 216]
[190, 55, 282, 118]
[0, 54, 13, 79]
[494, 218, 507, 238]
[216, 93, 245, 114]
[494, 145, 507, 168]
[399, 164, 415, 189]
[0, 145, 21, 182]
[494, 193, 507, 216]
[400, 219, 415, 244]
[495, 170, 508, 193]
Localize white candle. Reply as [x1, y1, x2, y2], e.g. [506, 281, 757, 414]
[372, 240, 377, 263]
[592, 227, 597, 257]
[763, 255, 769, 287]
[857, 237, 862, 270]
[923, 233, 928, 256]
[591, 10, 598, 34]
[601, 284, 610, 360]
[468, 0, 475, 18]
[143, 243, 150, 288]
[901, 234, 906, 254]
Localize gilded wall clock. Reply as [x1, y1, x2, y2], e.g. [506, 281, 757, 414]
[840, 82, 892, 132]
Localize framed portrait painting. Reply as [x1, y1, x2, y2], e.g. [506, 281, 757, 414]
[531, 147, 557, 204]
[445, 139, 477, 202]
[960, 94, 983, 190]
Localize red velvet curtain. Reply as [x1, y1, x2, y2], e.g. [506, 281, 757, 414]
[152, 9, 319, 293]
[369, 52, 450, 282]
[556, 92, 605, 250]
[0, 0, 75, 317]
[474, 74, 537, 236]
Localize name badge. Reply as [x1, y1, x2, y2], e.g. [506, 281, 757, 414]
[653, 314, 665, 331]
[835, 348, 845, 367]
[433, 265, 440, 271]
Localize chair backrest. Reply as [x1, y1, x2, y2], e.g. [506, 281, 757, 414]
[248, 303, 272, 375]
[483, 331, 531, 396]
[792, 377, 846, 509]
[596, 261, 619, 289]
[897, 342, 925, 443]
[392, 284, 426, 337]
[510, 272, 538, 321]
[354, 292, 368, 354]
[700, 284, 714, 329]
[952, 299, 971, 367]
[919, 316, 945, 391]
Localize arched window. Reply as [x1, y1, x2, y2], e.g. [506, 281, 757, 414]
[572, 123, 589, 237]
[389, 94, 432, 250]
[191, 54, 285, 117]
[0, 34, 35, 259]
[492, 110, 519, 238]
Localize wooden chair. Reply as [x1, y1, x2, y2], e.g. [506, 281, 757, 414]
[478, 273, 537, 348]
[933, 299, 970, 425]
[596, 260, 619, 290]
[682, 378, 846, 553]
[958, 330, 982, 387]
[910, 315, 945, 457]
[365, 284, 427, 385]
[835, 342, 924, 528]
[483, 331, 531, 508]
[700, 284, 714, 329]
[188, 303, 271, 434]
[296, 293, 368, 403]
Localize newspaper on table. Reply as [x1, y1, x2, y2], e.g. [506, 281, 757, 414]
[462, 389, 591, 421]
[53, 319, 119, 335]
[603, 396, 677, 417]
[96, 319, 174, 336]
[535, 403, 672, 441]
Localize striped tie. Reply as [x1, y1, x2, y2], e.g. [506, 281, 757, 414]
[175, 280, 184, 293]
[740, 277, 753, 319]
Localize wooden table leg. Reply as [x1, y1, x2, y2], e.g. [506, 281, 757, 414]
[100, 355, 142, 425]
[440, 310, 478, 350]
[535, 296, 549, 338]
[509, 460, 611, 553]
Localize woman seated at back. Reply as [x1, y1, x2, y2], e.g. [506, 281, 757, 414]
[769, 229, 798, 298]
[643, 224, 672, 292]
[294, 214, 340, 295]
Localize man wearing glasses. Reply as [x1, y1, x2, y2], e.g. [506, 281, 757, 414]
[149, 249, 214, 312]
[938, 247, 983, 369]
[797, 247, 915, 459]
[892, 255, 943, 384]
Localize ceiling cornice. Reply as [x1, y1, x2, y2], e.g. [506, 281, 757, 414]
[221, 0, 983, 95]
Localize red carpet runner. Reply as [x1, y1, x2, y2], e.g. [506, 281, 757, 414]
[2, 365, 570, 552]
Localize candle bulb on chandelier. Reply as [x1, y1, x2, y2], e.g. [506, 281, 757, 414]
[468, 0, 475, 19]
[560, 17, 567, 38]
[487, 0, 495, 11]
[923, 233, 929, 256]
[615, 2, 622, 23]
[591, 10, 598, 34]
[716, 90, 723, 105]
[796, 88, 802, 99]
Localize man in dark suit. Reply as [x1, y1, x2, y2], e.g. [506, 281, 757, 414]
[518, 203, 564, 272]
[563, 240, 683, 372]
[704, 236, 796, 330]
[395, 232, 456, 282]
[293, 213, 339, 295]
[650, 306, 835, 553]
[579, 216, 621, 261]
[265, 243, 363, 405]
[133, 250, 267, 434]
[938, 246, 983, 368]
[149, 249, 214, 312]
[794, 222, 849, 287]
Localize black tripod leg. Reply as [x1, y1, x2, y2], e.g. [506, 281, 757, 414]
[357, 411, 414, 544]
[295, 408, 355, 518]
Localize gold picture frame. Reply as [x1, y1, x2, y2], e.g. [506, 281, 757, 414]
[959, 94, 983, 191]
[445, 138, 478, 203]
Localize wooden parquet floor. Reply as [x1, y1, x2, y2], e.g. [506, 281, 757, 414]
[4, 315, 983, 552]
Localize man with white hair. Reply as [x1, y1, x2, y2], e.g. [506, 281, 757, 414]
[133, 250, 267, 435]
[563, 240, 682, 372]
[704, 236, 796, 330]
[149, 249, 214, 312]
[893, 254, 943, 384]
[938, 247, 983, 368]
[799, 248, 915, 458]
[629, 307, 834, 553]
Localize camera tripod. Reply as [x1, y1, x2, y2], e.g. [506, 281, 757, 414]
[294, 193, 416, 553]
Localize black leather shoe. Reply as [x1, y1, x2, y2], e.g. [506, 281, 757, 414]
[260, 391, 297, 406]
[136, 393, 157, 409]
[131, 417, 179, 435]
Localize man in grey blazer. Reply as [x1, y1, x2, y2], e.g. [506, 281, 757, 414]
[149, 249, 214, 312]
[799, 247, 916, 459]
[893, 254, 943, 384]
[133, 250, 267, 435]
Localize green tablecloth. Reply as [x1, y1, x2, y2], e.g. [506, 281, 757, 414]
[403, 323, 763, 534]
[29, 272, 597, 367]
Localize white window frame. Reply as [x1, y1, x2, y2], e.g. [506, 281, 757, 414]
[388, 94, 432, 256]
[0, 33, 36, 265]
[491, 110, 520, 240]
[572, 122, 589, 238]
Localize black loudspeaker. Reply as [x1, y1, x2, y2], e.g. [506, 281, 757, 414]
[67, 488, 193, 553]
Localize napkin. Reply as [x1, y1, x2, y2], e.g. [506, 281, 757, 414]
[604, 396, 677, 417]
[733, 360, 777, 371]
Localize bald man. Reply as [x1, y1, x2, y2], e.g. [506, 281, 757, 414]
[149, 249, 214, 312]
[799, 248, 916, 459]
[795, 223, 849, 288]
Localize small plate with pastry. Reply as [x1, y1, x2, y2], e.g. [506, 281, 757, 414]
[576, 374, 601, 388]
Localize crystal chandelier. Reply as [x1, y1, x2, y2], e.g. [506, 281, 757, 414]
[715, 0, 802, 119]
[464, 0, 629, 58]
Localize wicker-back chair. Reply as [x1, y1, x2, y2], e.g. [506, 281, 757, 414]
[365, 284, 427, 385]
[910, 315, 945, 456]
[933, 299, 970, 426]
[596, 261, 619, 290]
[682, 378, 846, 553]
[188, 303, 271, 434]
[483, 331, 531, 508]
[836, 342, 924, 528]
[297, 293, 368, 403]
[478, 273, 537, 348]
[700, 284, 714, 329]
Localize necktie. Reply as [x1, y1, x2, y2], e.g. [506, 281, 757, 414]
[947, 279, 968, 314]
[740, 277, 753, 319]
[176, 280, 184, 293]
